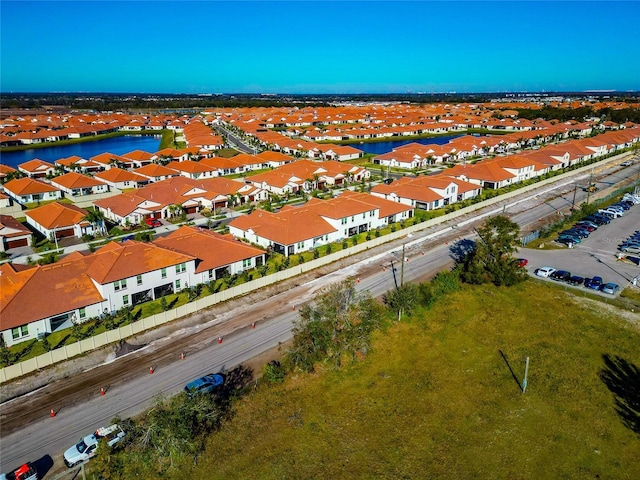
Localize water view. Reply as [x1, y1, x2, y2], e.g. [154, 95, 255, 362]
[348, 134, 464, 155]
[0, 135, 162, 169]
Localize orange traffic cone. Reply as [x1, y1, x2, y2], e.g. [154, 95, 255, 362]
[100, 387, 105, 396]
[180, 352, 185, 360]
[251, 322, 255, 329]
[149, 366, 154, 374]
[50, 409, 56, 417]
[218, 336, 223, 344]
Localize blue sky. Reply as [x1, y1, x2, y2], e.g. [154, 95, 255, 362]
[1, 1, 639, 94]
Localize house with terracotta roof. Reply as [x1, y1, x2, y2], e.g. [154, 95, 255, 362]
[0, 239, 198, 346]
[94, 176, 249, 225]
[54, 155, 103, 174]
[446, 162, 516, 189]
[133, 163, 181, 183]
[154, 225, 267, 284]
[0, 214, 32, 251]
[199, 156, 245, 176]
[121, 150, 154, 167]
[25, 201, 93, 240]
[0, 164, 19, 182]
[2, 177, 63, 205]
[256, 150, 296, 167]
[17, 159, 56, 178]
[165, 160, 218, 179]
[90, 152, 136, 170]
[0, 192, 11, 208]
[0, 260, 106, 346]
[86, 240, 196, 310]
[371, 174, 481, 210]
[94, 167, 149, 190]
[51, 171, 110, 196]
[229, 191, 412, 256]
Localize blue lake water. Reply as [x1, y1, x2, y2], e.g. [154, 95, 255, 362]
[350, 134, 464, 155]
[0, 135, 162, 169]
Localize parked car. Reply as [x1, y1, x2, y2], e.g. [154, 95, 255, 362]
[598, 208, 623, 218]
[550, 270, 571, 282]
[515, 258, 528, 267]
[557, 235, 581, 245]
[184, 372, 226, 396]
[620, 245, 640, 253]
[584, 215, 609, 226]
[574, 223, 596, 232]
[575, 221, 598, 231]
[0, 463, 38, 480]
[612, 202, 630, 210]
[620, 161, 633, 167]
[600, 283, 620, 295]
[64, 424, 126, 467]
[562, 228, 589, 238]
[566, 275, 584, 286]
[145, 217, 162, 228]
[584, 276, 604, 290]
[535, 266, 556, 278]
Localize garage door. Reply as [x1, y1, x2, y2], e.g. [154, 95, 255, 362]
[6, 238, 29, 249]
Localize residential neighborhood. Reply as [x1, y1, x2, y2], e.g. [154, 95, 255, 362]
[1, 102, 640, 348]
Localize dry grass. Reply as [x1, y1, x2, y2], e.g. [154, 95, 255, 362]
[183, 281, 640, 479]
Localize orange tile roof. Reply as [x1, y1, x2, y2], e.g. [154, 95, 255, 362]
[51, 171, 105, 189]
[0, 261, 104, 331]
[87, 240, 195, 283]
[25, 201, 88, 229]
[94, 167, 148, 183]
[3, 177, 60, 195]
[154, 225, 265, 274]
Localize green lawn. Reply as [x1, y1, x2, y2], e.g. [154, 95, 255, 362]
[188, 281, 640, 479]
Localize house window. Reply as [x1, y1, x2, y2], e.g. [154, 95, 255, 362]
[79, 307, 86, 319]
[297, 241, 305, 249]
[175, 279, 181, 289]
[175, 263, 186, 274]
[123, 295, 129, 306]
[370, 210, 375, 217]
[137, 274, 143, 286]
[242, 258, 251, 268]
[362, 213, 366, 219]
[351, 216, 354, 222]
[11, 325, 29, 340]
[161, 268, 167, 279]
[341, 218, 347, 225]
[114, 279, 127, 291]
[209, 269, 214, 279]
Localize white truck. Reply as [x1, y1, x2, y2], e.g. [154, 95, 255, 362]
[63, 424, 126, 468]
[0, 463, 38, 480]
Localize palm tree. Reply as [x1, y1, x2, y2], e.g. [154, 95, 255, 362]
[83, 207, 107, 236]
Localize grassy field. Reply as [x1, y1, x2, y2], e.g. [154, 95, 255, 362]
[188, 281, 639, 479]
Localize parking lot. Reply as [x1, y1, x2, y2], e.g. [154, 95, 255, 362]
[520, 195, 640, 296]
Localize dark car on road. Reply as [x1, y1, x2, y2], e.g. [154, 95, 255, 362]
[184, 372, 225, 396]
[550, 270, 571, 282]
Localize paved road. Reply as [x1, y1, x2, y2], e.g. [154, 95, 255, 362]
[1, 156, 638, 475]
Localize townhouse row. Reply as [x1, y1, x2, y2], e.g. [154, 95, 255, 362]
[0, 188, 413, 347]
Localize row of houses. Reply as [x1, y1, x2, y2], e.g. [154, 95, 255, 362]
[0, 186, 414, 347]
[0, 226, 266, 347]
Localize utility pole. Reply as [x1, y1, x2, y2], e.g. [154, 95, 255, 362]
[586, 168, 594, 204]
[400, 243, 405, 287]
[522, 357, 530, 394]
